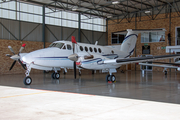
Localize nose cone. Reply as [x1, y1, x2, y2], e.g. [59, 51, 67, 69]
[10, 54, 20, 61]
[22, 53, 31, 64]
[68, 53, 78, 62]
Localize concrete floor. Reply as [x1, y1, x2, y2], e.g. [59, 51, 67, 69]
[0, 71, 180, 119]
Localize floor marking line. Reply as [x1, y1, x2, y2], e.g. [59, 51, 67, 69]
[0, 91, 53, 99]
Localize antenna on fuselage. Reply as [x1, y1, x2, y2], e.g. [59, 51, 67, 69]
[95, 41, 98, 45]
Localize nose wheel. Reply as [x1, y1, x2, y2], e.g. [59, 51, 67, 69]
[23, 76, 32, 85]
[51, 72, 60, 79]
[106, 74, 116, 83]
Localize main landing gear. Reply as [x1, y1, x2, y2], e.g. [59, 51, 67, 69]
[106, 74, 116, 83]
[51, 72, 60, 79]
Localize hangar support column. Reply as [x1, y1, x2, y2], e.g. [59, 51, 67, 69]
[78, 12, 81, 42]
[42, 5, 45, 48]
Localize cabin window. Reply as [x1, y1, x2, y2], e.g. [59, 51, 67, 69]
[89, 47, 93, 52]
[85, 46, 88, 52]
[67, 44, 71, 50]
[98, 48, 102, 53]
[80, 46, 83, 51]
[94, 48, 97, 52]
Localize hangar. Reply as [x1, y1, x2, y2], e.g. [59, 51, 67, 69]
[0, 0, 180, 119]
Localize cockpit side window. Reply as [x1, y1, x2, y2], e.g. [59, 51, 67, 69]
[67, 44, 71, 50]
[49, 43, 64, 49]
[62, 45, 66, 49]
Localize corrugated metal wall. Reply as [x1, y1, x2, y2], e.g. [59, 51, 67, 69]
[0, 18, 107, 45]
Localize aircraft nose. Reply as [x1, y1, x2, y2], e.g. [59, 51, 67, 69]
[68, 54, 79, 62]
[22, 54, 32, 64]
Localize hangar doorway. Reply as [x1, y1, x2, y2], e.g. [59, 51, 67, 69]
[176, 27, 180, 45]
[140, 55, 153, 71]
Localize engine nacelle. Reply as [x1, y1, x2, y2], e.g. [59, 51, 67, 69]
[76, 53, 120, 70]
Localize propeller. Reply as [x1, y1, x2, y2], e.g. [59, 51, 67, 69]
[71, 36, 77, 79]
[6, 43, 26, 71]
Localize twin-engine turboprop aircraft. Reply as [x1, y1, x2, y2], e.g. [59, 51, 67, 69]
[6, 29, 180, 85]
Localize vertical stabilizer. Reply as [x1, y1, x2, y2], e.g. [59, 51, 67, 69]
[120, 29, 138, 57]
[119, 29, 165, 58]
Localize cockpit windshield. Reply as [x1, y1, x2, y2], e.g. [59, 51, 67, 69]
[49, 43, 64, 49]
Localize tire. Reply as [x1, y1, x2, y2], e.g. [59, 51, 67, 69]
[51, 72, 55, 79]
[110, 75, 116, 83]
[106, 74, 110, 82]
[55, 73, 60, 79]
[23, 76, 32, 85]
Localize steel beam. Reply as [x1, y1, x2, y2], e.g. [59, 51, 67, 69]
[78, 12, 81, 42]
[42, 5, 45, 48]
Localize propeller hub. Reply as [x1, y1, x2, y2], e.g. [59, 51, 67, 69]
[68, 54, 79, 62]
[10, 54, 20, 61]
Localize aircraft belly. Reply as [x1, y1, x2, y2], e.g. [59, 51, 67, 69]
[34, 59, 73, 68]
[30, 64, 53, 71]
[81, 63, 120, 70]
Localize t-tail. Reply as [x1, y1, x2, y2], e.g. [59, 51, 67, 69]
[120, 29, 166, 58]
[120, 29, 138, 57]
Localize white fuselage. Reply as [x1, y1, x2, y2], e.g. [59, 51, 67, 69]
[21, 40, 129, 71]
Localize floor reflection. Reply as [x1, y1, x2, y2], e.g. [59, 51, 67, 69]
[0, 71, 180, 104]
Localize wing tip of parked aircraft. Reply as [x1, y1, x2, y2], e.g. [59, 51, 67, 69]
[114, 28, 166, 34]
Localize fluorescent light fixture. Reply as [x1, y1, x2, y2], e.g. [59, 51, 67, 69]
[72, 8, 78, 11]
[72, 6, 78, 11]
[145, 11, 151, 14]
[107, 16, 112, 18]
[112, 1, 120, 4]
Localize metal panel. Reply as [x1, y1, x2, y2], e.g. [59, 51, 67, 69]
[62, 27, 78, 41]
[0, 19, 19, 40]
[45, 25, 62, 42]
[94, 31, 107, 46]
[81, 29, 92, 44]
[21, 22, 42, 42]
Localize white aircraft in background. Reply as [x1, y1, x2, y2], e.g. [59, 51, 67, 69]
[6, 29, 180, 85]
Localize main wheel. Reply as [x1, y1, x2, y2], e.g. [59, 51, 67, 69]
[106, 74, 111, 82]
[55, 73, 60, 79]
[23, 76, 32, 85]
[51, 72, 55, 79]
[110, 75, 116, 83]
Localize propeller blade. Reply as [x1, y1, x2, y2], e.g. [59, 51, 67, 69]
[6, 54, 12, 57]
[74, 62, 76, 79]
[18, 59, 26, 70]
[19, 43, 26, 54]
[9, 60, 16, 71]
[8, 46, 15, 55]
[71, 36, 77, 79]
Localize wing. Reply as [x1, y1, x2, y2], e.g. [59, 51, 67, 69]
[104, 54, 180, 65]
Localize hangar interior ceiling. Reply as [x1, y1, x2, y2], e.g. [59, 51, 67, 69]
[0, 0, 180, 44]
[10, 0, 180, 20]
